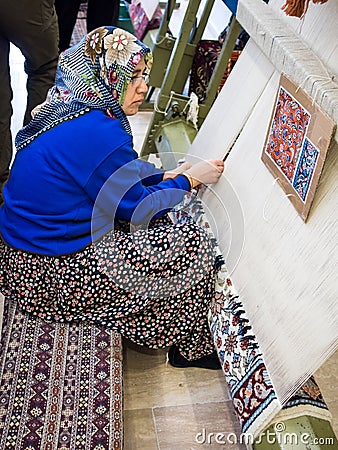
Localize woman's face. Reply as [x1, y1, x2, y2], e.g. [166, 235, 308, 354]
[121, 58, 149, 116]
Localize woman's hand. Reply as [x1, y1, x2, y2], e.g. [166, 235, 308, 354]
[185, 160, 224, 188]
[163, 161, 193, 181]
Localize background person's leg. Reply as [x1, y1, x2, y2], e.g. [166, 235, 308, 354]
[11, 0, 60, 124]
[86, 0, 120, 32]
[55, 0, 81, 51]
[0, 36, 13, 202]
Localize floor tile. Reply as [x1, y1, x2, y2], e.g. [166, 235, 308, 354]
[124, 408, 158, 450]
[153, 401, 246, 450]
[129, 111, 153, 154]
[123, 343, 231, 412]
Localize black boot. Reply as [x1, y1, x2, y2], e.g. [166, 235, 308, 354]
[168, 344, 221, 370]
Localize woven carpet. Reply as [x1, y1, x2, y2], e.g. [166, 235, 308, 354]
[188, 41, 242, 104]
[0, 297, 123, 450]
[172, 190, 332, 438]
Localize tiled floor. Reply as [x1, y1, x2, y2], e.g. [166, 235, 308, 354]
[123, 343, 246, 450]
[2, 2, 338, 449]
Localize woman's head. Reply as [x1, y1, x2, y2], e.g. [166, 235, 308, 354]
[16, 27, 152, 150]
[121, 57, 149, 115]
[80, 26, 152, 109]
[57, 26, 152, 113]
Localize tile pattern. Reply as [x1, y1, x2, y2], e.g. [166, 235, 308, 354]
[123, 343, 239, 450]
[123, 344, 230, 412]
[124, 408, 158, 450]
[153, 402, 246, 450]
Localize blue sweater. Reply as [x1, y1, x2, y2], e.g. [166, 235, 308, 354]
[0, 110, 190, 255]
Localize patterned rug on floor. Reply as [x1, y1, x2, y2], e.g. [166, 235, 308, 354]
[0, 297, 123, 450]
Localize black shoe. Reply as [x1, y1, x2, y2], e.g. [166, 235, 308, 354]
[168, 344, 221, 370]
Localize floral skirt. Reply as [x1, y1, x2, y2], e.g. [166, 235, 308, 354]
[0, 216, 217, 359]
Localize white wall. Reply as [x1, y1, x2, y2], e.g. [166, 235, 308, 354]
[167, 0, 232, 39]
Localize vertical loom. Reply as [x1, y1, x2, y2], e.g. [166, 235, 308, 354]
[187, 0, 337, 446]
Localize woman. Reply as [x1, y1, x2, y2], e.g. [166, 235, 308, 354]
[0, 27, 224, 369]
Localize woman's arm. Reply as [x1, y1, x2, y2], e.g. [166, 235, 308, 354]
[84, 144, 191, 225]
[135, 158, 164, 186]
[84, 139, 224, 225]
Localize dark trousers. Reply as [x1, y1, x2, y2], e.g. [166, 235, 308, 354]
[55, 0, 120, 52]
[0, 0, 59, 200]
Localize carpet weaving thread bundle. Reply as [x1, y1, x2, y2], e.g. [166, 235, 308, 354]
[281, 0, 328, 18]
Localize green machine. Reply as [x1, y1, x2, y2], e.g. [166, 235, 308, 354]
[254, 415, 337, 450]
[140, 0, 242, 169]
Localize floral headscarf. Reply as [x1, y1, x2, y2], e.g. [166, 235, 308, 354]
[16, 27, 152, 151]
